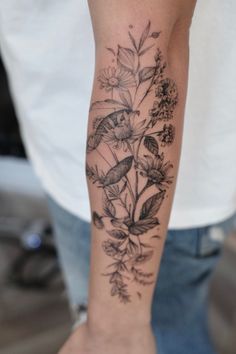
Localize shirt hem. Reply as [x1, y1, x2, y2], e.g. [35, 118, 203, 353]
[169, 206, 236, 230]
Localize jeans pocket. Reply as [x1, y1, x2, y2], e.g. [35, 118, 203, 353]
[168, 228, 199, 257]
[196, 226, 223, 258]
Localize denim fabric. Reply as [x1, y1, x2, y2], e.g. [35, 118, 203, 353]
[47, 195, 236, 354]
[47, 196, 91, 307]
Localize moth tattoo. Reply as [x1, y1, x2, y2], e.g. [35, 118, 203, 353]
[86, 21, 178, 303]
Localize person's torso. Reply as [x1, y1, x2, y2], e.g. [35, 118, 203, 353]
[0, 0, 235, 227]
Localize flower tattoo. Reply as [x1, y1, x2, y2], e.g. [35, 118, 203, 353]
[86, 21, 178, 303]
[138, 155, 173, 190]
[103, 111, 146, 151]
[98, 66, 136, 92]
[158, 124, 175, 146]
[149, 78, 178, 124]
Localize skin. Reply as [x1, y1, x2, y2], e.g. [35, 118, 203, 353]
[59, 323, 156, 354]
[59, 1, 197, 353]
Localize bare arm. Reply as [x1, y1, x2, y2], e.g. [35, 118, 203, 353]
[60, 1, 196, 353]
[87, 0, 196, 322]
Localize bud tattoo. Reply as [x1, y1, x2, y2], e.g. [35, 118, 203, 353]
[86, 21, 178, 303]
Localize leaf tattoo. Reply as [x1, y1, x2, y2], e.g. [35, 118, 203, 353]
[92, 212, 104, 230]
[90, 99, 129, 112]
[117, 46, 136, 72]
[128, 218, 159, 236]
[144, 136, 160, 157]
[128, 31, 138, 52]
[138, 21, 151, 52]
[132, 250, 154, 265]
[139, 67, 156, 83]
[103, 156, 133, 187]
[103, 196, 116, 218]
[107, 230, 128, 240]
[140, 191, 165, 219]
[86, 21, 178, 303]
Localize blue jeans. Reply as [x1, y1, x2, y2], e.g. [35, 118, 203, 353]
[47, 195, 236, 354]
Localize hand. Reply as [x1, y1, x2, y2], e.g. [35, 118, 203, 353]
[58, 322, 157, 354]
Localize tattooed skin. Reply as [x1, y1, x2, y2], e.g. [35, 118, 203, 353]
[86, 21, 178, 303]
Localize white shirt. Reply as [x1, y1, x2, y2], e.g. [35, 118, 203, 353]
[0, 0, 235, 229]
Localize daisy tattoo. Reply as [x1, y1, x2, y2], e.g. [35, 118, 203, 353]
[98, 67, 136, 93]
[86, 21, 178, 303]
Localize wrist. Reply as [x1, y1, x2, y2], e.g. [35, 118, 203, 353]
[87, 300, 151, 335]
[86, 319, 152, 344]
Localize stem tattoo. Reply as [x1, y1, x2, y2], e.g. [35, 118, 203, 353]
[86, 21, 178, 303]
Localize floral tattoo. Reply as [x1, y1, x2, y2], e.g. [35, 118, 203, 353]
[86, 21, 178, 303]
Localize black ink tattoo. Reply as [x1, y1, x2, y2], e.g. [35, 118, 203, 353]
[86, 21, 178, 303]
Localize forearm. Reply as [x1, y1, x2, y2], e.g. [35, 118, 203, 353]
[86, 0, 196, 333]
